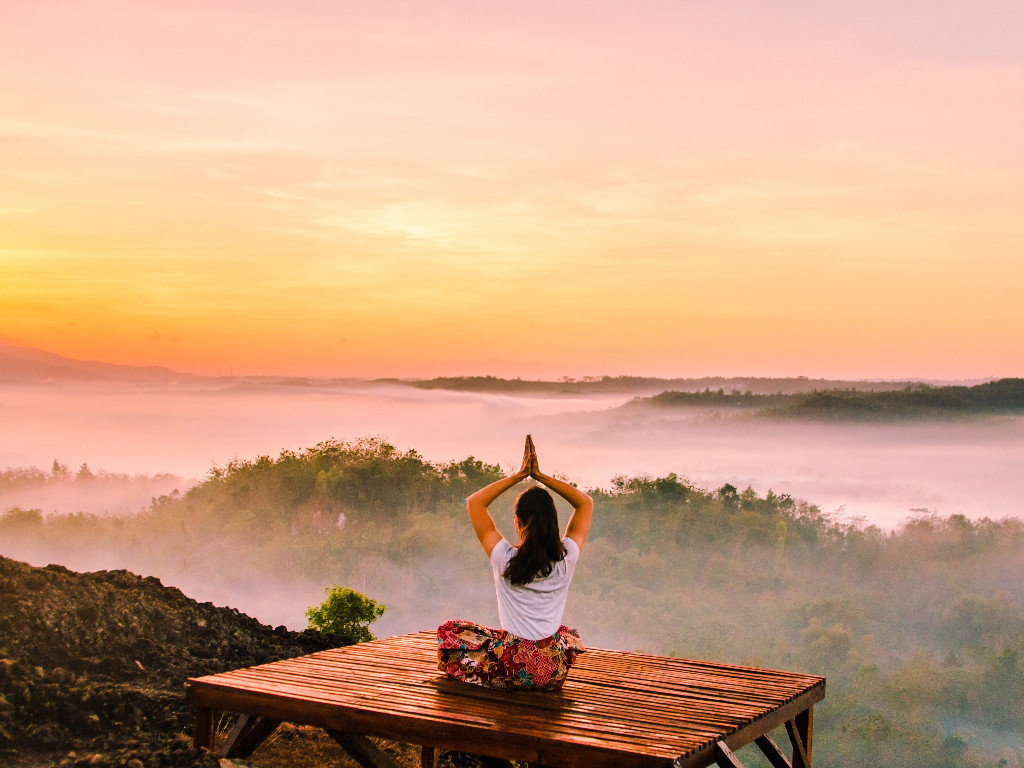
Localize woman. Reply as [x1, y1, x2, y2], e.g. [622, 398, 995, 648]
[437, 435, 593, 692]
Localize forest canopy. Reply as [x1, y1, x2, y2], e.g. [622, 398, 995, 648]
[630, 378, 1024, 420]
[2, 437, 1023, 767]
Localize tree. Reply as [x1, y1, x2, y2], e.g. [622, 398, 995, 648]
[717, 484, 739, 510]
[305, 586, 386, 643]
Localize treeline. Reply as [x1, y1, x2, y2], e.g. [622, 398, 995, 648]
[633, 378, 1024, 420]
[404, 375, 914, 396]
[2, 439, 1023, 767]
[0, 462, 181, 490]
[0, 463, 185, 518]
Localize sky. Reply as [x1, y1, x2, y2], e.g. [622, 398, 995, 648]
[2, 0, 1023, 379]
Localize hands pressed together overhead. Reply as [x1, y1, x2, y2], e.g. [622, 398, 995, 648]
[519, 434, 540, 479]
[467, 433, 594, 555]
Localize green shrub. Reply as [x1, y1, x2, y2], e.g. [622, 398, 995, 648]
[305, 586, 386, 643]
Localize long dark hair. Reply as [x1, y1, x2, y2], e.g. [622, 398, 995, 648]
[504, 486, 566, 586]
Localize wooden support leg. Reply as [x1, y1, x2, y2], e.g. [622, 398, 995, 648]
[797, 707, 814, 766]
[221, 714, 282, 758]
[785, 707, 814, 768]
[421, 745, 436, 768]
[754, 734, 792, 768]
[327, 730, 404, 768]
[193, 707, 215, 751]
[715, 740, 746, 768]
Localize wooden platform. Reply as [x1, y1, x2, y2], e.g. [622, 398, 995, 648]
[185, 631, 825, 768]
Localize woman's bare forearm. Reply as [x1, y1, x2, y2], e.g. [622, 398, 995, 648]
[531, 471, 590, 509]
[531, 470, 593, 548]
[468, 469, 529, 510]
[466, 468, 528, 555]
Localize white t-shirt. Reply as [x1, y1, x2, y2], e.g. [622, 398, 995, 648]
[489, 536, 580, 641]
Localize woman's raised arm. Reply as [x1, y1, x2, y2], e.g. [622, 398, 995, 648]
[465, 438, 532, 556]
[527, 438, 594, 550]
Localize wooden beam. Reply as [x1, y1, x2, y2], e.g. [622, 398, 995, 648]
[754, 735, 792, 768]
[221, 714, 281, 758]
[192, 707, 215, 751]
[221, 713, 252, 756]
[682, 684, 825, 768]
[785, 712, 812, 768]
[421, 745, 436, 768]
[795, 707, 813, 766]
[328, 730, 404, 768]
[715, 740, 746, 768]
[190, 684, 651, 768]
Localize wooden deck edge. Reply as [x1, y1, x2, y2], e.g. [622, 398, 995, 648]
[675, 680, 825, 768]
[184, 680, 673, 768]
[183, 638, 827, 768]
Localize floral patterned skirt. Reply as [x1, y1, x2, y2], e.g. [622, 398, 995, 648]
[436, 619, 585, 691]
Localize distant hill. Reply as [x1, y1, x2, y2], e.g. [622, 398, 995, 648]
[0, 343, 1002, 398]
[0, 555, 336, 767]
[403, 374, 922, 396]
[0, 342, 194, 384]
[627, 379, 1024, 420]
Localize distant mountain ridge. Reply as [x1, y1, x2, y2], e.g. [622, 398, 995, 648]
[627, 378, 1024, 420]
[0, 342, 193, 384]
[405, 374, 932, 396]
[0, 342, 1002, 392]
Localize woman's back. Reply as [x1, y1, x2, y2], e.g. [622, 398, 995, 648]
[490, 536, 580, 640]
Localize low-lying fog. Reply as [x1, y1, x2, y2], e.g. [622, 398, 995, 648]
[7, 379, 1024, 765]
[2, 379, 1022, 528]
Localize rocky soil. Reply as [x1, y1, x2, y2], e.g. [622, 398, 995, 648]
[0, 555, 338, 768]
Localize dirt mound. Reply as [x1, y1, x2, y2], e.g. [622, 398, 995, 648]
[0, 556, 338, 767]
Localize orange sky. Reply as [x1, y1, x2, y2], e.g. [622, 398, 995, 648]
[2, 1, 1022, 378]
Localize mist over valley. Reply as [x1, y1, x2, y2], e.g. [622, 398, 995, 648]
[3, 348, 1024, 766]
[2, 350, 1022, 529]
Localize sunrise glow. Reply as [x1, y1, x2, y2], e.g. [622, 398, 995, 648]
[2, 1, 1022, 378]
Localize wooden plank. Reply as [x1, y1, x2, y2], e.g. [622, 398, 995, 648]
[785, 716, 810, 768]
[328, 731, 404, 768]
[196, 673, 748, 743]
[221, 663, 788, 715]
[186, 671, 823, 761]
[185, 631, 826, 768]
[714, 741, 745, 768]
[191, 671, 733, 745]
[681, 691, 823, 768]
[211, 656, 816, 700]
[205, 632, 823, 692]
[198, 657, 818, 714]
[188, 673, 822, 761]
[193, 661, 806, 733]
[192, 706, 214, 750]
[754, 735, 792, 768]
[190, 682, 670, 768]
[191, 683, 713, 759]
[221, 714, 282, 758]
[794, 707, 813, 767]
[192, 684, 815, 765]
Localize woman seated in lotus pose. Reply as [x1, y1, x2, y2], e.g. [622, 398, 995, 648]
[437, 435, 593, 691]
